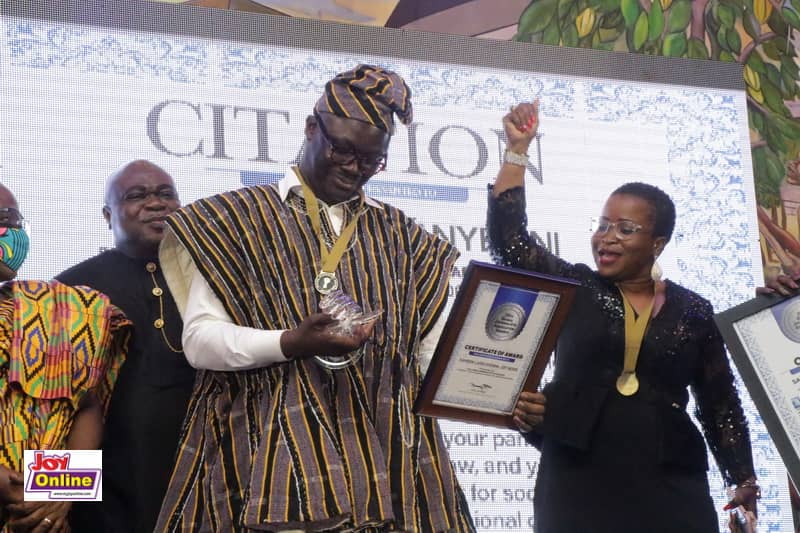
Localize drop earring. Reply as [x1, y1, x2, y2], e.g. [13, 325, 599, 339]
[651, 255, 662, 282]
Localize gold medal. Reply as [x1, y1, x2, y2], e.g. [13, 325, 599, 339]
[314, 271, 339, 295]
[617, 286, 654, 397]
[294, 167, 365, 296]
[616, 371, 639, 396]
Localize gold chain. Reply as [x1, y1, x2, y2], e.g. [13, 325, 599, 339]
[146, 262, 183, 353]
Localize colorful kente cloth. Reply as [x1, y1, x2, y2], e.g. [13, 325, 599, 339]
[0, 280, 130, 471]
[156, 184, 474, 532]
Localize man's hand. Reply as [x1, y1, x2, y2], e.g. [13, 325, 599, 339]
[503, 100, 540, 155]
[513, 391, 546, 433]
[0, 464, 23, 505]
[280, 312, 376, 360]
[6, 501, 71, 532]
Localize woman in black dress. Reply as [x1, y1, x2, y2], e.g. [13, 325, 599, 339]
[489, 101, 760, 533]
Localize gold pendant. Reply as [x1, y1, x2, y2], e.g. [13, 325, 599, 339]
[616, 372, 639, 396]
[314, 271, 338, 295]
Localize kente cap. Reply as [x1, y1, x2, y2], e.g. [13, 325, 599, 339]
[314, 64, 413, 135]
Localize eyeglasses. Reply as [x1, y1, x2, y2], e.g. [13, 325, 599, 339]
[0, 207, 26, 230]
[314, 112, 388, 174]
[590, 217, 644, 240]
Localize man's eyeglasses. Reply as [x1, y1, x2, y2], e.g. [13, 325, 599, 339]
[590, 217, 643, 240]
[0, 207, 26, 230]
[314, 112, 387, 174]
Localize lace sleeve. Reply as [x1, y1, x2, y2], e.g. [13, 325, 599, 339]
[487, 185, 577, 279]
[692, 307, 756, 485]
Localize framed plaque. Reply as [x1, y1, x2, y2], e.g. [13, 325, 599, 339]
[715, 293, 800, 486]
[414, 260, 579, 429]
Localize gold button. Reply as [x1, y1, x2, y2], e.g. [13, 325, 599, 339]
[154, 318, 164, 329]
[152, 287, 163, 297]
[146, 262, 157, 273]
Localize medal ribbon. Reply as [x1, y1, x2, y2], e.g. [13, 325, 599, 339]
[293, 166, 365, 277]
[618, 288, 654, 389]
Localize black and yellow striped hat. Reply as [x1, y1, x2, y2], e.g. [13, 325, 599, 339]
[315, 64, 413, 134]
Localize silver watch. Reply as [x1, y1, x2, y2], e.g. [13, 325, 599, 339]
[504, 150, 529, 167]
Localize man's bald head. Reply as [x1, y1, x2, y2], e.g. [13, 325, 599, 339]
[0, 183, 19, 212]
[104, 160, 172, 207]
[102, 160, 180, 259]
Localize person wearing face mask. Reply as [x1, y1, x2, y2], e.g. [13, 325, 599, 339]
[55, 160, 193, 533]
[0, 183, 130, 532]
[154, 65, 474, 532]
[488, 102, 759, 533]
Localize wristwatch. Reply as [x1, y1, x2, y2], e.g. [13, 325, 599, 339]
[504, 150, 529, 167]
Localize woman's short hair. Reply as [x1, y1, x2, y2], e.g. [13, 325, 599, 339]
[612, 182, 676, 242]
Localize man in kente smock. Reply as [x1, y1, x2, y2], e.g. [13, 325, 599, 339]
[155, 65, 475, 532]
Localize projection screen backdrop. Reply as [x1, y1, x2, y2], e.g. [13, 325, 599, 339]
[0, 1, 789, 531]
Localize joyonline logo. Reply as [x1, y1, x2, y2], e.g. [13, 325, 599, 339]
[23, 450, 102, 501]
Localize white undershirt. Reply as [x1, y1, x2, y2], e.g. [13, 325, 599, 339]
[163, 173, 446, 373]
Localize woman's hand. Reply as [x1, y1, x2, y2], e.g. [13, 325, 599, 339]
[493, 100, 542, 196]
[724, 480, 759, 517]
[513, 391, 546, 432]
[727, 508, 757, 533]
[503, 100, 540, 155]
[6, 501, 71, 532]
[758, 271, 800, 296]
[731, 485, 759, 514]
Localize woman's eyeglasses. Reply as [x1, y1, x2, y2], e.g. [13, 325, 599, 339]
[590, 217, 643, 240]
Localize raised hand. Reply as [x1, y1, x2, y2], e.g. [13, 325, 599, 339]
[504, 100, 540, 155]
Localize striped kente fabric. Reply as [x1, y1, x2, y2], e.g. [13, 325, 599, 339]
[0, 280, 131, 470]
[156, 185, 474, 532]
[315, 65, 413, 134]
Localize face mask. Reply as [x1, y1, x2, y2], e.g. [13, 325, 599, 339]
[0, 227, 29, 272]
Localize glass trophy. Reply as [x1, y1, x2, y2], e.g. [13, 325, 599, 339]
[314, 291, 382, 370]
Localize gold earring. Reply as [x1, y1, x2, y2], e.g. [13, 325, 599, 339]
[651, 256, 663, 282]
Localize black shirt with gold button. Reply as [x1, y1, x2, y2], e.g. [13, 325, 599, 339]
[56, 249, 194, 533]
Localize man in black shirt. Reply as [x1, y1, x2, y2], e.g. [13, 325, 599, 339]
[57, 160, 194, 533]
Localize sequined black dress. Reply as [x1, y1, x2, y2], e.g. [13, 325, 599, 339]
[488, 187, 755, 533]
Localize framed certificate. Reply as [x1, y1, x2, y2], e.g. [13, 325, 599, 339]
[414, 260, 579, 429]
[715, 293, 800, 486]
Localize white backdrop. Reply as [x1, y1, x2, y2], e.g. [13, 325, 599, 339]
[0, 8, 790, 532]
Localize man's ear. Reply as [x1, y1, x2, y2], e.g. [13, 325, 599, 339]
[102, 206, 112, 229]
[305, 114, 317, 140]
